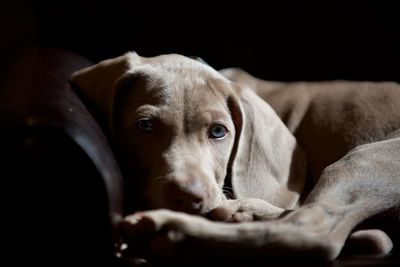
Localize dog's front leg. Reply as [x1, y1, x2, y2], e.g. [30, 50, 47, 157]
[300, 133, 400, 256]
[120, 210, 250, 264]
[120, 209, 342, 264]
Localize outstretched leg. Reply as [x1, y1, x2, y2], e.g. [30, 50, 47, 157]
[296, 132, 400, 255]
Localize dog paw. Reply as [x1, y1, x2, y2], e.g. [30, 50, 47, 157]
[207, 206, 255, 222]
[120, 209, 210, 263]
[207, 198, 285, 222]
[344, 229, 393, 255]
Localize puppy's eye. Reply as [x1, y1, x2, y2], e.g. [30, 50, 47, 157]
[136, 119, 153, 133]
[209, 124, 228, 139]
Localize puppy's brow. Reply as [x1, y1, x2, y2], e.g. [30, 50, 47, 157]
[201, 110, 230, 122]
[135, 105, 161, 118]
[123, 105, 160, 128]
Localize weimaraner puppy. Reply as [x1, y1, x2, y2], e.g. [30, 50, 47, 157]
[71, 52, 400, 264]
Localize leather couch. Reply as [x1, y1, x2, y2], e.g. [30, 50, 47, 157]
[0, 47, 123, 266]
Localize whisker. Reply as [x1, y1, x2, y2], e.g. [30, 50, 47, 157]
[222, 187, 234, 199]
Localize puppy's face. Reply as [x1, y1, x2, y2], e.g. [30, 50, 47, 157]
[114, 55, 237, 214]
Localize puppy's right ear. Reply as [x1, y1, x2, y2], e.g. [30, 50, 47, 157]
[70, 52, 141, 130]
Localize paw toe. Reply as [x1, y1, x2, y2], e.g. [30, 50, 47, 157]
[121, 213, 158, 238]
[207, 207, 233, 221]
[345, 229, 393, 255]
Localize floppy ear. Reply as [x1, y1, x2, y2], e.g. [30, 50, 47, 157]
[70, 52, 141, 135]
[227, 85, 306, 209]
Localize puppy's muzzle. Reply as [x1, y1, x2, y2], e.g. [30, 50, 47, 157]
[164, 178, 209, 214]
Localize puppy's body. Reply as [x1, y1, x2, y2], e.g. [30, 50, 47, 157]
[71, 53, 400, 263]
[225, 68, 400, 181]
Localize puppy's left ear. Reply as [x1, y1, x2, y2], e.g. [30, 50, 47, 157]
[70, 52, 141, 130]
[226, 84, 306, 209]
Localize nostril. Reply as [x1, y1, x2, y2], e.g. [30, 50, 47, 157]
[191, 199, 203, 210]
[175, 197, 185, 206]
[173, 195, 204, 213]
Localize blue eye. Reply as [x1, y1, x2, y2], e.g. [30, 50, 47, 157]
[136, 119, 153, 133]
[209, 124, 228, 139]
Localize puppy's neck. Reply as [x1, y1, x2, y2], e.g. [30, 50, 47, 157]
[285, 142, 308, 209]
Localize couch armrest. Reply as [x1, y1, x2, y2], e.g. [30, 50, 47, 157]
[0, 47, 123, 265]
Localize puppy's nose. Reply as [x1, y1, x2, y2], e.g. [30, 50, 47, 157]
[174, 193, 204, 213]
[168, 183, 205, 214]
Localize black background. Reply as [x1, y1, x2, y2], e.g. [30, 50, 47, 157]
[0, 2, 399, 264]
[1, 0, 399, 83]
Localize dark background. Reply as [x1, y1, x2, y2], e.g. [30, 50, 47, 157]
[1, 0, 399, 86]
[0, 2, 399, 265]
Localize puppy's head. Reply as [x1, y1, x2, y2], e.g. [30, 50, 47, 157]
[71, 53, 241, 214]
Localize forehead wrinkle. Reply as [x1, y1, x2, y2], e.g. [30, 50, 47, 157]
[142, 58, 230, 127]
[181, 84, 230, 134]
[182, 79, 201, 134]
[206, 79, 230, 111]
[200, 109, 231, 123]
[180, 76, 230, 118]
[147, 78, 171, 104]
